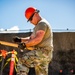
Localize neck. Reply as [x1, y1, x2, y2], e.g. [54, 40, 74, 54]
[36, 16, 42, 24]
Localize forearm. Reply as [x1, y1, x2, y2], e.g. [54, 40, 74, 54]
[22, 30, 45, 47]
[25, 30, 45, 47]
[25, 36, 42, 47]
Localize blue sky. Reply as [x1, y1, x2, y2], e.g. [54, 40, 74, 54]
[0, 0, 75, 32]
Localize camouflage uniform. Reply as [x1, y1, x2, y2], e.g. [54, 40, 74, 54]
[17, 19, 53, 75]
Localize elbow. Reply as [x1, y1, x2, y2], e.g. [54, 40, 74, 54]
[35, 37, 42, 44]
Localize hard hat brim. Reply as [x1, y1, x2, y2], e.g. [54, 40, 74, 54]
[27, 9, 40, 22]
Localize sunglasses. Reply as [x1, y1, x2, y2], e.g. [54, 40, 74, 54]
[27, 13, 35, 22]
[27, 9, 40, 22]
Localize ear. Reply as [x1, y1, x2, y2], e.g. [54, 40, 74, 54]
[34, 12, 39, 16]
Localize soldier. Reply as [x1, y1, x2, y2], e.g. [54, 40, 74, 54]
[13, 6, 53, 75]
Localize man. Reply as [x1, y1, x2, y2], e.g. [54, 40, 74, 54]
[13, 6, 53, 75]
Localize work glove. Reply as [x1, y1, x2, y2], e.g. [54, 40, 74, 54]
[18, 42, 26, 50]
[13, 36, 21, 42]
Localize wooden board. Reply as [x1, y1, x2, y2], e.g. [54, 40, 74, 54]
[0, 41, 34, 50]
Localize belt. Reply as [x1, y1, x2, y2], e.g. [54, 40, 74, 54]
[34, 47, 47, 50]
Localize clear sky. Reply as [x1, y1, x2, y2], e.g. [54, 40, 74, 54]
[0, 0, 75, 32]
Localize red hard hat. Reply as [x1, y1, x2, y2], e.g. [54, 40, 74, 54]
[25, 7, 37, 20]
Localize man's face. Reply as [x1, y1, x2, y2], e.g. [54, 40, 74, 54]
[29, 13, 38, 25]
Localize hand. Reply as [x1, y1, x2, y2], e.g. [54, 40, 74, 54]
[13, 36, 21, 42]
[18, 43, 26, 49]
